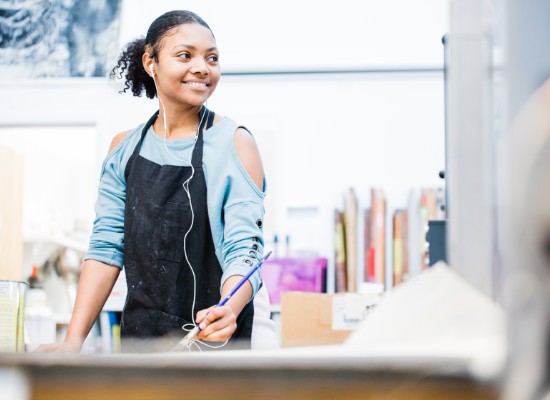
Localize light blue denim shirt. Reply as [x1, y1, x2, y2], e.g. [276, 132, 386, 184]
[85, 116, 266, 297]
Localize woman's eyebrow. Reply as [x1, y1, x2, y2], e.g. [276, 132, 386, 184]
[173, 43, 218, 52]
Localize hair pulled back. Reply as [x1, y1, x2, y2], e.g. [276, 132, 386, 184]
[110, 10, 212, 99]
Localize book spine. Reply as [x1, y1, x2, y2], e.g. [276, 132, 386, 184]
[334, 209, 347, 292]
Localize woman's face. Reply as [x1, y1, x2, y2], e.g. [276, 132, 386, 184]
[152, 23, 220, 107]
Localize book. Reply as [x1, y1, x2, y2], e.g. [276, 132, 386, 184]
[334, 209, 347, 293]
[370, 189, 386, 287]
[99, 311, 112, 353]
[99, 311, 121, 353]
[402, 209, 409, 282]
[407, 189, 421, 277]
[363, 208, 373, 283]
[419, 188, 446, 270]
[392, 209, 409, 285]
[343, 188, 358, 292]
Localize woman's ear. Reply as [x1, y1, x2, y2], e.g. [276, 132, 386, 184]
[142, 52, 154, 77]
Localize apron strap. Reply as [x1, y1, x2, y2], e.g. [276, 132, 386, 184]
[126, 107, 210, 172]
[192, 106, 212, 168]
[197, 106, 208, 135]
[125, 110, 159, 181]
[206, 108, 215, 130]
[138, 111, 159, 151]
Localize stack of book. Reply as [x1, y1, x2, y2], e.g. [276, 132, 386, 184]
[333, 186, 445, 293]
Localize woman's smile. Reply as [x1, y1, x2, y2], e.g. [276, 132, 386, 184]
[183, 80, 210, 90]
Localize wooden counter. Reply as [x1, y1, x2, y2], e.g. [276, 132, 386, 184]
[0, 349, 501, 400]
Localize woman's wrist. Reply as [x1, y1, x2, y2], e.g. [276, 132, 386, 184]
[63, 334, 85, 350]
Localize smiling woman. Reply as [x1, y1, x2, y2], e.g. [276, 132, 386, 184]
[35, 10, 276, 353]
[142, 23, 221, 134]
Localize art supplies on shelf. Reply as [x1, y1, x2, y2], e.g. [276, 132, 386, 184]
[331, 185, 445, 294]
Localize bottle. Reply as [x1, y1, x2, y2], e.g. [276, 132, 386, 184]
[285, 235, 291, 258]
[27, 264, 41, 289]
[273, 234, 279, 258]
[25, 263, 56, 351]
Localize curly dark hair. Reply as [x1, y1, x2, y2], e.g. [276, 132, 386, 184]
[109, 10, 213, 99]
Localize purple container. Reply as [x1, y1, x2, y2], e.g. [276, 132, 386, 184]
[260, 257, 327, 305]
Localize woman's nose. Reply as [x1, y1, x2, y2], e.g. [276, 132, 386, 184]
[190, 58, 208, 75]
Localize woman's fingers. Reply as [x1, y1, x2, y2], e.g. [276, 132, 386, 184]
[200, 325, 236, 343]
[195, 305, 237, 342]
[195, 305, 215, 324]
[33, 343, 60, 353]
[33, 342, 81, 353]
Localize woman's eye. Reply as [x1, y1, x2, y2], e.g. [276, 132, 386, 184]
[178, 53, 191, 59]
[207, 55, 219, 62]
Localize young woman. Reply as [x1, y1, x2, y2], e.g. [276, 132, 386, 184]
[37, 10, 275, 352]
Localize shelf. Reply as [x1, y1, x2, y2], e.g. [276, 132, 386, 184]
[24, 232, 88, 254]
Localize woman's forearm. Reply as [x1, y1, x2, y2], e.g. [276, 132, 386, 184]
[64, 259, 121, 348]
[221, 275, 252, 317]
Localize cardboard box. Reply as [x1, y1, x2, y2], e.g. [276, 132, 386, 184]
[281, 291, 381, 347]
[281, 292, 351, 347]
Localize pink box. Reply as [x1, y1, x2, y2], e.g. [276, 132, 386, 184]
[260, 257, 327, 305]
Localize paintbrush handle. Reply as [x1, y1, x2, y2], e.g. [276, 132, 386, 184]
[217, 250, 273, 307]
[171, 250, 272, 351]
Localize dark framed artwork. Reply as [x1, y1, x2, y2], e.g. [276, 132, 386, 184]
[0, 0, 122, 78]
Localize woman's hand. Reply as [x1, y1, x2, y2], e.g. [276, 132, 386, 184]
[193, 275, 252, 343]
[194, 305, 237, 342]
[32, 261, 120, 354]
[33, 341, 82, 353]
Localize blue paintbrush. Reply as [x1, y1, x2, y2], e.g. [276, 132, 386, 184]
[173, 250, 272, 350]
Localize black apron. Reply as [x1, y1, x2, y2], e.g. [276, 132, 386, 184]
[120, 108, 254, 352]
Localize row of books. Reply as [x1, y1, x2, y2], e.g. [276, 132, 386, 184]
[334, 187, 445, 293]
[98, 310, 121, 353]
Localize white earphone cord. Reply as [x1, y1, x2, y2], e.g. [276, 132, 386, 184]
[152, 71, 227, 351]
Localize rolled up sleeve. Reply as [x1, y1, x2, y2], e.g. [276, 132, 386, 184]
[84, 150, 127, 268]
[220, 201, 265, 298]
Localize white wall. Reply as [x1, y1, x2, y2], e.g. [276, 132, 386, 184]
[0, 126, 96, 239]
[117, 0, 449, 70]
[0, 0, 449, 288]
[210, 73, 445, 254]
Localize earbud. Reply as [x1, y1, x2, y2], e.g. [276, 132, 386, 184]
[150, 64, 154, 75]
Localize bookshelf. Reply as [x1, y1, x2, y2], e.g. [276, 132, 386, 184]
[331, 185, 445, 295]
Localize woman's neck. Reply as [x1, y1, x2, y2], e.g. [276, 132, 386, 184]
[155, 102, 203, 140]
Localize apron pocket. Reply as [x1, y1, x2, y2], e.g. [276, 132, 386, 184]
[157, 202, 190, 262]
[155, 309, 191, 334]
[150, 309, 192, 350]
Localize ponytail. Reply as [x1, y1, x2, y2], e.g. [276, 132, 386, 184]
[109, 37, 157, 99]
